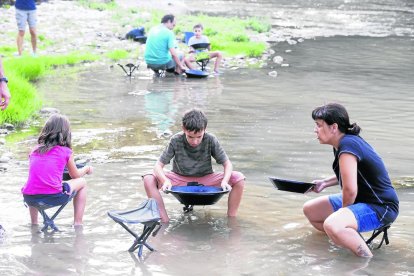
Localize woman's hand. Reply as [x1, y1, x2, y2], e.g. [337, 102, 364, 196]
[311, 179, 327, 193]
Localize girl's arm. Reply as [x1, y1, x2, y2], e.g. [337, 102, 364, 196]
[339, 153, 358, 207]
[67, 154, 92, 179]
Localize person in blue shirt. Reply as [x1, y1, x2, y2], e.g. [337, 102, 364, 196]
[144, 14, 191, 75]
[303, 103, 399, 257]
[15, 0, 37, 56]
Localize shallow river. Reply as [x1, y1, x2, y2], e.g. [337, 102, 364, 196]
[1, 0, 414, 275]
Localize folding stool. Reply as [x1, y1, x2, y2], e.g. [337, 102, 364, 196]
[24, 191, 77, 232]
[108, 198, 162, 257]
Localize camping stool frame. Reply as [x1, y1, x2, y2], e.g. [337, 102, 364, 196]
[363, 223, 392, 249]
[118, 63, 140, 77]
[114, 219, 161, 257]
[24, 191, 77, 233]
[108, 199, 162, 257]
[196, 58, 210, 71]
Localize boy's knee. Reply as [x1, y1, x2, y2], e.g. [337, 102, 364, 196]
[143, 174, 157, 187]
[233, 179, 245, 189]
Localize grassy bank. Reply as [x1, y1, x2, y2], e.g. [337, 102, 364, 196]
[0, 53, 98, 125]
[120, 9, 270, 58]
[0, 1, 271, 125]
[81, 0, 270, 57]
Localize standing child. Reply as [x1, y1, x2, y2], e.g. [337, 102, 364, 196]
[21, 114, 93, 226]
[186, 24, 223, 74]
[143, 108, 245, 223]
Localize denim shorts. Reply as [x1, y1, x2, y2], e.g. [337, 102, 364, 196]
[16, 9, 37, 30]
[329, 193, 382, 232]
[23, 183, 72, 207]
[147, 59, 176, 71]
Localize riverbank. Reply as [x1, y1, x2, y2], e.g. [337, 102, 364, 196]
[0, 0, 277, 170]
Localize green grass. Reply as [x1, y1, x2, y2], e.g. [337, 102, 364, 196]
[77, 0, 117, 11]
[124, 11, 270, 57]
[0, 45, 15, 55]
[106, 49, 130, 61]
[0, 53, 99, 125]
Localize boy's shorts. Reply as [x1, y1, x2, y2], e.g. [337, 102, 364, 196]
[329, 193, 382, 232]
[16, 9, 37, 30]
[143, 171, 245, 188]
[23, 183, 72, 207]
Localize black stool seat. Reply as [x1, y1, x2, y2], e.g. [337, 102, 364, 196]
[363, 223, 392, 249]
[118, 63, 140, 77]
[108, 199, 161, 257]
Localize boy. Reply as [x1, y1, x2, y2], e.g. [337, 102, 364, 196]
[186, 24, 223, 74]
[142, 108, 245, 222]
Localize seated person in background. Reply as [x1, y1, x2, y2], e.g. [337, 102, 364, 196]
[186, 24, 223, 74]
[144, 14, 190, 74]
[142, 108, 245, 223]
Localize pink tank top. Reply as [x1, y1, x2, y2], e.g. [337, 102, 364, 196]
[21, 145, 72, 195]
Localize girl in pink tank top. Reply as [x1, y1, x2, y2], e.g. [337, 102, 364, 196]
[21, 114, 93, 226]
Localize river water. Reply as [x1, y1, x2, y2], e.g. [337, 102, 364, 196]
[1, 0, 414, 275]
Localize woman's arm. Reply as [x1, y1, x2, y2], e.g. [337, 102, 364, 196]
[339, 153, 358, 207]
[312, 175, 338, 193]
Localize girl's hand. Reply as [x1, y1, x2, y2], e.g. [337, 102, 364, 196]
[86, 165, 93, 175]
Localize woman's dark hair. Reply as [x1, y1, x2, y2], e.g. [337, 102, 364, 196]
[36, 114, 72, 154]
[312, 103, 361, 135]
[161, 14, 175, 24]
[182, 108, 208, 133]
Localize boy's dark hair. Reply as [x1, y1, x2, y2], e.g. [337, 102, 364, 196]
[182, 108, 208, 133]
[36, 114, 72, 154]
[161, 14, 175, 24]
[193, 24, 203, 30]
[312, 103, 361, 135]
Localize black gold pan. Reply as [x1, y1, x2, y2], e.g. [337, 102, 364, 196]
[269, 177, 315, 194]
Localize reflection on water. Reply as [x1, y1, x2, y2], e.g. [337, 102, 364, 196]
[1, 35, 414, 274]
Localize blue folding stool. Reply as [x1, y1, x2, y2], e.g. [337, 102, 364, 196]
[23, 191, 77, 232]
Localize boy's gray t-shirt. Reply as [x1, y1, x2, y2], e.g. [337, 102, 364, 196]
[159, 132, 228, 176]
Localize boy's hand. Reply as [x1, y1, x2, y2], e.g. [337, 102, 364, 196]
[221, 182, 232, 192]
[160, 179, 172, 191]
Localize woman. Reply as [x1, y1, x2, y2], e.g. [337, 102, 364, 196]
[303, 103, 399, 257]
